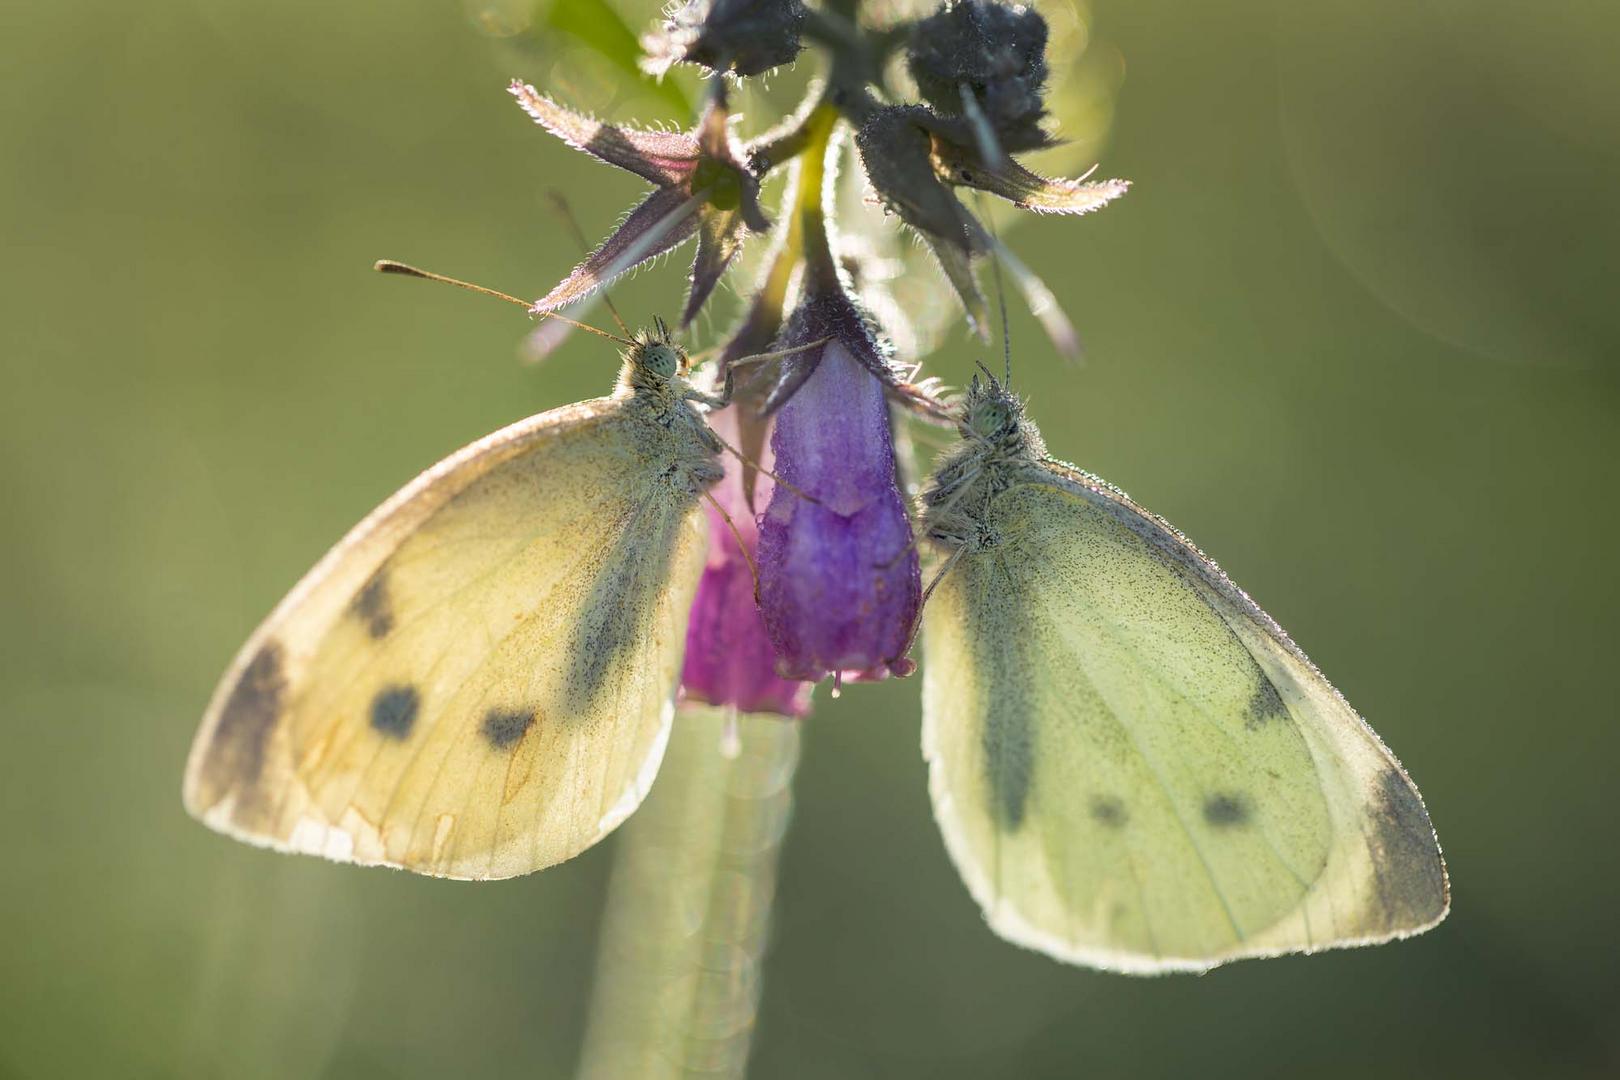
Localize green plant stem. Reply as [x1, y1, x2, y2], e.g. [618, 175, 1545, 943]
[796, 104, 841, 292]
[729, 101, 839, 362]
[574, 710, 801, 1080]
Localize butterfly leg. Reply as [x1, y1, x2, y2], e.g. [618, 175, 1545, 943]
[702, 488, 763, 602]
[701, 422, 821, 507]
[889, 546, 966, 675]
[685, 365, 735, 410]
[725, 337, 833, 371]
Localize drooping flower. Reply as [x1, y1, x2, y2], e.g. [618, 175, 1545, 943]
[509, 81, 769, 326]
[755, 286, 921, 682]
[680, 402, 813, 717]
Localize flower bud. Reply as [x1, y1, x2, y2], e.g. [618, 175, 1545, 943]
[644, 0, 807, 78]
[906, 0, 1051, 152]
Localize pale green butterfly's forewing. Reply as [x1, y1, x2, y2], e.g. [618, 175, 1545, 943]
[922, 461, 1448, 973]
[184, 397, 710, 880]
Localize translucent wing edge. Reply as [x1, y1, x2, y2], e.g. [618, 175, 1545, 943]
[920, 623, 1219, 974]
[1029, 462, 1340, 678]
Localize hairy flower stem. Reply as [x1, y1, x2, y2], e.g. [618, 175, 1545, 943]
[794, 106, 840, 291]
[755, 102, 839, 330]
[575, 710, 801, 1080]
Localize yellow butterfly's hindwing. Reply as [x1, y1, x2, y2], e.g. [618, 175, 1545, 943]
[921, 460, 1448, 973]
[184, 396, 715, 879]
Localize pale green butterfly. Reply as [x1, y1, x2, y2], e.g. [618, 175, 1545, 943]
[916, 371, 1448, 973]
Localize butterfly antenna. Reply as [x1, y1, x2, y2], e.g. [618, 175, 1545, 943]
[546, 190, 633, 338]
[373, 261, 635, 346]
[975, 192, 1014, 387]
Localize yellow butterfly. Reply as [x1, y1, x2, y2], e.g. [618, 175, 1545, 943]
[917, 373, 1449, 973]
[183, 288, 734, 880]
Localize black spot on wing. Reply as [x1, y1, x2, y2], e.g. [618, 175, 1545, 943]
[370, 685, 419, 739]
[198, 642, 286, 817]
[1366, 767, 1448, 928]
[1089, 796, 1128, 828]
[1203, 792, 1251, 828]
[482, 707, 537, 750]
[350, 572, 394, 639]
[1247, 676, 1289, 729]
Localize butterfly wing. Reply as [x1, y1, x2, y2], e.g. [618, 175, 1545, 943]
[921, 462, 1448, 972]
[184, 398, 710, 880]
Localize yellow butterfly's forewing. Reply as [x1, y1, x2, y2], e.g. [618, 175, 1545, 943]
[921, 462, 1448, 973]
[184, 397, 710, 880]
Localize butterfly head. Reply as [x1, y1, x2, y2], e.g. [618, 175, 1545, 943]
[961, 366, 1036, 454]
[622, 316, 693, 400]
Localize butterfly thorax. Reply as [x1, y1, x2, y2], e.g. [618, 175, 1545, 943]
[920, 376, 1048, 554]
[616, 332, 725, 494]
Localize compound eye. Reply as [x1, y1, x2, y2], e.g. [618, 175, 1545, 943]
[644, 344, 679, 378]
[969, 402, 1007, 437]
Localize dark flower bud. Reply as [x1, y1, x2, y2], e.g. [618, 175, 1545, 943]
[644, 0, 807, 78]
[906, 0, 1050, 153]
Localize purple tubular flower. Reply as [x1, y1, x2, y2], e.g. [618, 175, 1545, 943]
[757, 289, 921, 682]
[680, 408, 812, 717]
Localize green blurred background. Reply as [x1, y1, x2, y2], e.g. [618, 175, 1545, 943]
[3, 1, 1617, 1076]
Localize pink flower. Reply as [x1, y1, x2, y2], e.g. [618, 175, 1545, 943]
[680, 406, 812, 717]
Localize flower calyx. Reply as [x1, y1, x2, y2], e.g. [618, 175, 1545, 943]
[512, 81, 770, 326]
